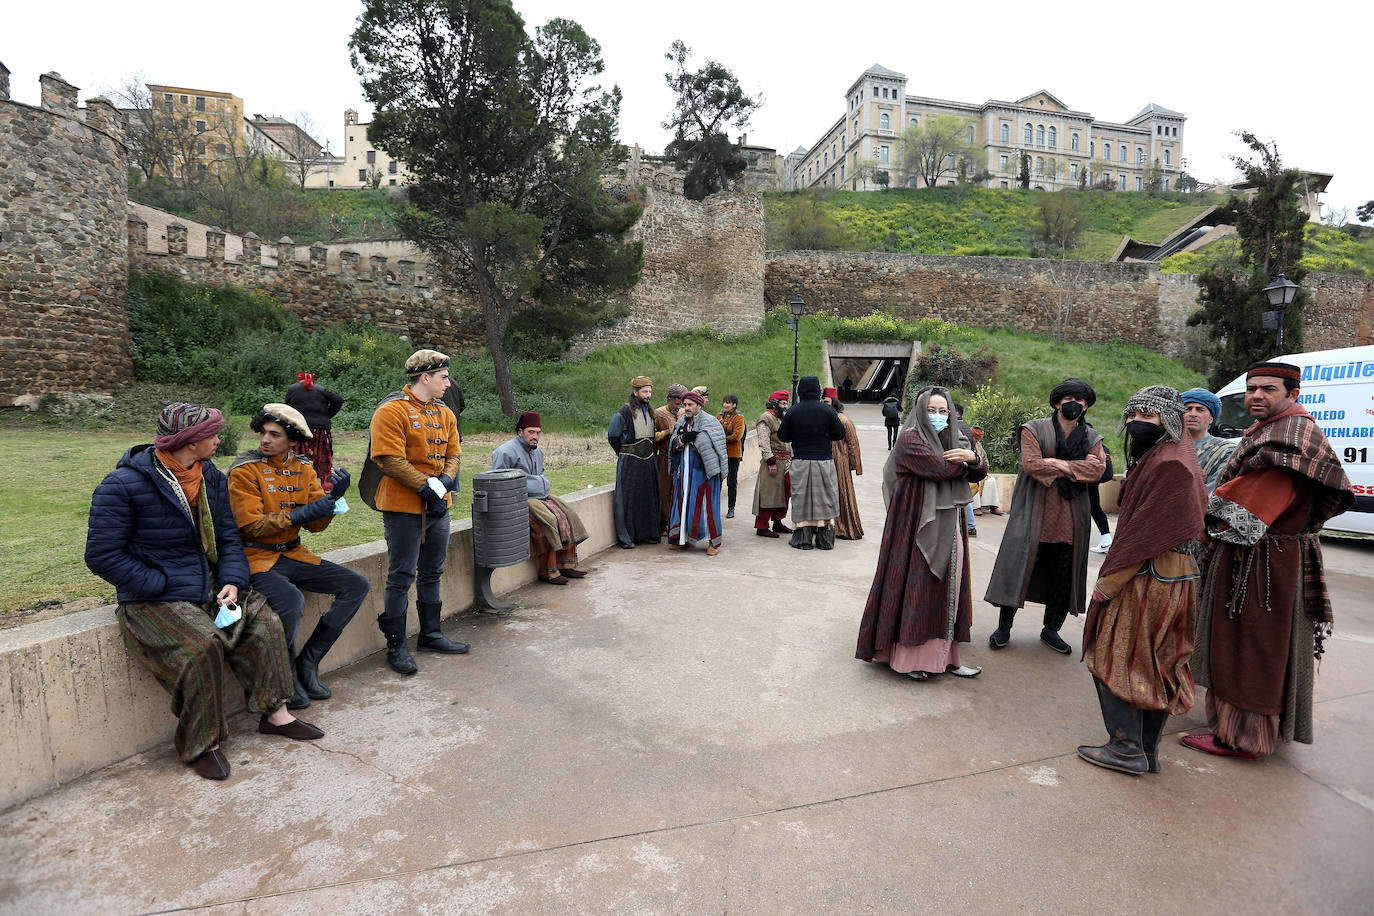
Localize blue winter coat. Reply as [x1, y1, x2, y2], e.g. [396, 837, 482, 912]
[85, 445, 251, 605]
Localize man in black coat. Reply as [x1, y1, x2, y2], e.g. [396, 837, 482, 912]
[778, 376, 846, 550]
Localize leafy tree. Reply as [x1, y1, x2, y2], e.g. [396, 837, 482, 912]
[1143, 161, 1166, 192]
[662, 40, 762, 201]
[351, 0, 644, 417]
[1175, 171, 1200, 193]
[1018, 152, 1031, 189]
[1357, 200, 1374, 223]
[1036, 192, 1089, 255]
[279, 112, 331, 190]
[1187, 132, 1308, 386]
[898, 115, 980, 189]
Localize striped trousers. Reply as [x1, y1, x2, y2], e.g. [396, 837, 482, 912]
[117, 592, 293, 761]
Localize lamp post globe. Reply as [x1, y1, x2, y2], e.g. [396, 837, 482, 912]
[1263, 274, 1300, 356]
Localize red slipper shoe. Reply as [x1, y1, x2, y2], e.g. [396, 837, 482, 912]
[1180, 733, 1260, 759]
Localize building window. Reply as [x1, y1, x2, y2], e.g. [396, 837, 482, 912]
[196, 141, 207, 155]
[1163, 149, 1171, 165]
[879, 145, 889, 163]
[967, 126, 975, 142]
[1136, 147, 1145, 163]
[999, 153, 1008, 171]
[388, 160, 398, 174]
[1118, 173, 1126, 189]
[389, 178, 397, 186]
[195, 97, 205, 112]
[359, 168, 367, 181]
[349, 134, 354, 142]
[366, 150, 376, 164]
[1047, 127, 1056, 148]
[1024, 124, 1033, 144]
[1070, 161, 1078, 179]
[1070, 131, 1079, 151]
[1036, 125, 1044, 145]
[195, 119, 206, 133]
[1001, 122, 1009, 142]
[1000, 180, 1009, 188]
[1120, 144, 1127, 162]
[180, 95, 188, 104]
[215, 143, 226, 156]
[1163, 178, 1170, 191]
[1172, 127, 1178, 137]
[1035, 156, 1043, 175]
[1089, 141, 1094, 158]
[873, 87, 879, 97]
[880, 112, 889, 130]
[1135, 176, 1143, 190]
[946, 154, 955, 169]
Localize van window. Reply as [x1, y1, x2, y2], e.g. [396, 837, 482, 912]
[1216, 393, 1252, 437]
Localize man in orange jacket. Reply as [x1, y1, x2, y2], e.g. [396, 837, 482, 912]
[229, 403, 369, 709]
[369, 349, 468, 675]
[716, 394, 746, 518]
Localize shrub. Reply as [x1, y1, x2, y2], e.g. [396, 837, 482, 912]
[966, 384, 1049, 473]
[909, 342, 998, 391]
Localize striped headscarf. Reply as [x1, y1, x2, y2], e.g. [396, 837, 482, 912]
[154, 403, 225, 452]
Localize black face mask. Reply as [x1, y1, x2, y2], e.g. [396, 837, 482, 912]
[1058, 401, 1085, 421]
[1127, 421, 1165, 458]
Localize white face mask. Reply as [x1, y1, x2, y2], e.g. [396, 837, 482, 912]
[928, 413, 949, 432]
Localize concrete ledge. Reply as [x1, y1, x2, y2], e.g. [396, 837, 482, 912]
[2, 447, 762, 810]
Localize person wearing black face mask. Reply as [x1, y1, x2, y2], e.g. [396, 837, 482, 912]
[985, 378, 1107, 655]
[1079, 386, 1205, 775]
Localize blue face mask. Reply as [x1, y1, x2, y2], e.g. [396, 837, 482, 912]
[928, 413, 949, 432]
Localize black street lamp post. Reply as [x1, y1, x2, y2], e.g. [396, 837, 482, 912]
[1261, 274, 1300, 356]
[789, 295, 805, 400]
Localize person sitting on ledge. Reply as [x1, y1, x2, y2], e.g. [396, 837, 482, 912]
[491, 412, 590, 584]
[85, 403, 323, 783]
[228, 403, 370, 710]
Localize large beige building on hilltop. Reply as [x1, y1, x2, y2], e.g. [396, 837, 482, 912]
[335, 108, 412, 189]
[789, 64, 1186, 194]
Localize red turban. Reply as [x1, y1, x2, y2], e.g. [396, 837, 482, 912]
[822, 387, 839, 400]
[769, 390, 790, 402]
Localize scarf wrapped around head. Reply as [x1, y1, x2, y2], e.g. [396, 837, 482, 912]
[882, 386, 972, 577]
[1120, 385, 1185, 468]
[1181, 387, 1221, 422]
[154, 403, 225, 452]
[666, 384, 688, 400]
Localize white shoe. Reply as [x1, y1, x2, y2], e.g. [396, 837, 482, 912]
[946, 664, 982, 678]
[1091, 532, 1113, 554]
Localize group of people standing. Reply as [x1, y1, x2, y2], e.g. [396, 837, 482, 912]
[857, 364, 1353, 775]
[608, 375, 866, 556]
[84, 348, 592, 782]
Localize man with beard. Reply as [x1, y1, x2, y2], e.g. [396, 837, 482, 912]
[751, 390, 793, 538]
[779, 376, 846, 550]
[608, 377, 664, 549]
[1185, 362, 1352, 759]
[1078, 386, 1205, 775]
[985, 378, 1107, 655]
[1181, 388, 1236, 495]
[492, 412, 589, 584]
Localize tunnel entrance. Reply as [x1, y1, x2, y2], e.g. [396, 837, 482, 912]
[823, 340, 920, 404]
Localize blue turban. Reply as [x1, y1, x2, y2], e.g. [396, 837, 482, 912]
[1180, 388, 1221, 420]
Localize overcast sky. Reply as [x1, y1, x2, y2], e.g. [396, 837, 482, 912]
[6, 0, 1370, 218]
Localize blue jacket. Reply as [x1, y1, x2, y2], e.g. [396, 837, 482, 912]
[85, 445, 251, 605]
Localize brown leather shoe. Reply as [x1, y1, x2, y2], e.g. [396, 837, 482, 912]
[542, 574, 570, 585]
[559, 568, 588, 578]
[258, 715, 325, 740]
[755, 529, 780, 538]
[192, 747, 231, 780]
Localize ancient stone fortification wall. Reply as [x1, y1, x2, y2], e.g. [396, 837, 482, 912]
[0, 73, 134, 405]
[1304, 273, 1374, 352]
[765, 251, 1163, 347]
[570, 187, 766, 355]
[127, 217, 484, 355]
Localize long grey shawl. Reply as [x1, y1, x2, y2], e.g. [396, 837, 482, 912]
[673, 410, 727, 480]
[882, 386, 973, 575]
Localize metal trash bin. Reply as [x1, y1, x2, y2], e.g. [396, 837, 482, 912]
[471, 468, 530, 611]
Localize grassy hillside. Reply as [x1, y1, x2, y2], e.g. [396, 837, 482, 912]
[765, 187, 1227, 259]
[1161, 223, 1374, 275]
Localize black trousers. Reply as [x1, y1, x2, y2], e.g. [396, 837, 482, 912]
[999, 541, 1074, 632]
[886, 422, 898, 449]
[725, 457, 741, 509]
[1088, 484, 1110, 535]
[251, 556, 370, 650]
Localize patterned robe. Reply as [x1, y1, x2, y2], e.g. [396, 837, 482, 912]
[832, 412, 864, 539]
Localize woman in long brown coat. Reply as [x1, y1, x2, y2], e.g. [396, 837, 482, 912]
[855, 387, 987, 681]
[824, 388, 863, 539]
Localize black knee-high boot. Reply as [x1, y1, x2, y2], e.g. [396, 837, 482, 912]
[297, 622, 345, 700]
[415, 601, 470, 654]
[1142, 709, 1170, 773]
[1077, 678, 1148, 775]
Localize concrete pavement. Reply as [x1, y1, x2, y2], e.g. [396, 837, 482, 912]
[2, 404, 1371, 913]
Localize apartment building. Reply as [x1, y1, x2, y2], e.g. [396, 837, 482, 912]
[337, 108, 411, 189]
[793, 64, 1186, 193]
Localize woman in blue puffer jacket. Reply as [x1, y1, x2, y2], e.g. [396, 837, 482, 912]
[85, 403, 326, 781]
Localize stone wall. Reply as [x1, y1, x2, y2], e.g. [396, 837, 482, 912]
[127, 218, 484, 354]
[570, 187, 766, 355]
[766, 251, 1373, 359]
[0, 73, 134, 405]
[766, 251, 1164, 347]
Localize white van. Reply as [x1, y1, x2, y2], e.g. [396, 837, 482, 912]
[1215, 344, 1374, 536]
